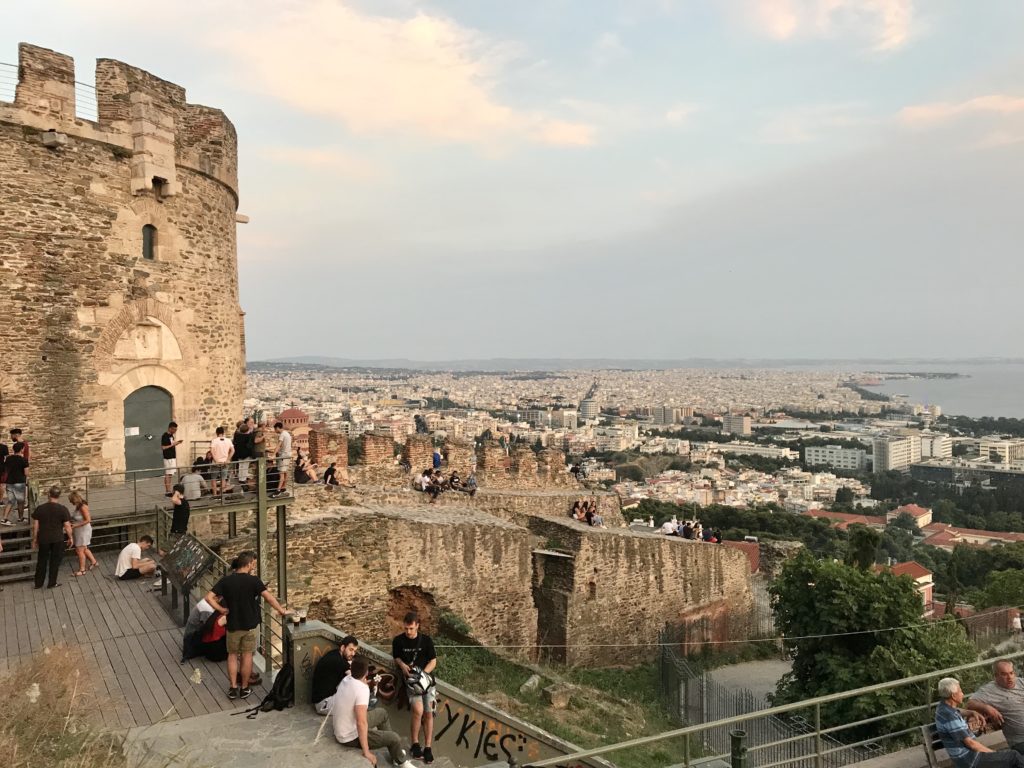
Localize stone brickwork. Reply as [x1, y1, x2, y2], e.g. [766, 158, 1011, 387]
[511, 446, 539, 485]
[0, 43, 244, 476]
[361, 432, 395, 466]
[255, 486, 749, 668]
[251, 504, 540, 653]
[308, 428, 348, 471]
[402, 434, 434, 473]
[443, 438, 476, 476]
[529, 517, 753, 666]
[537, 449, 571, 486]
[478, 440, 511, 487]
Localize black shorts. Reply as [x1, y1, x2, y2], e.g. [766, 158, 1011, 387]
[119, 569, 142, 580]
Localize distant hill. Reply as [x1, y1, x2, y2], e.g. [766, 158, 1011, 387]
[250, 356, 1024, 373]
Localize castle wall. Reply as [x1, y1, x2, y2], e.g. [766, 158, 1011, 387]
[261, 505, 539, 653]
[528, 518, 754, 666]
[0, 43, 244, 476]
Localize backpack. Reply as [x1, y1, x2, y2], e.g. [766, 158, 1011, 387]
[234, 663, 294, 719]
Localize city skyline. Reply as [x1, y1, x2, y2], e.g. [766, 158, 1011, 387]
[4, 1, 1023, 360]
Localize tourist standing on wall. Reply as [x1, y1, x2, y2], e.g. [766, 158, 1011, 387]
[273, 422, 292, 496]
[31, 486, 72, 589]
[209, 426, 235, 496]
[204, 551, 290, 700]
[392, 612, 438, 764]
[232, 420, 256, 492]
[161, 421, 183, 496]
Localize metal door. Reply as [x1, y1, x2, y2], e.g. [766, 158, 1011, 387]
[124, 386, 172, 476]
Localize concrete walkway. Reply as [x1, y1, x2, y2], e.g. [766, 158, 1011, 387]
[125, 706, 456, 768]
[708, 659, 792, 703]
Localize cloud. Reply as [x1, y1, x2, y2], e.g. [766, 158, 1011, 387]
[207, 2, 594, 148]
[757, 103, 870, 143]
[665, 103, 700, 126]
[899, 95, 1024, 125]
[590, 32, 628, 66]
[260, 146, 383, 181]
[746, 0, 914, 51]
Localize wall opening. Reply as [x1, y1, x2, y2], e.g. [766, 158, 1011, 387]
[142, 224, 157, 260]
[387, 586, 437, 638]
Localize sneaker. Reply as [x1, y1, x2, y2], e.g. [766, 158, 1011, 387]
[423, 747, 434, 764]
[227, 687, 239, 700]
[239, 686, 252, 699]
[395, 761, 417, 768]
[410, 743, 422, 759]
[0, 519, 12, 526]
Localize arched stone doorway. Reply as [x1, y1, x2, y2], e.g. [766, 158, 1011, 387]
[123, 386, 172, 474]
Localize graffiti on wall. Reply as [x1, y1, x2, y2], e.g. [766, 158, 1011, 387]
[434, 699, 586, 768]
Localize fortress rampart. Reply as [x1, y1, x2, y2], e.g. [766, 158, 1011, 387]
[0, 44, 244, 475]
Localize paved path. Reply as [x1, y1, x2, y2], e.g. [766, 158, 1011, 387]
[708, 658, 792, 703]
[125, 707, 455, 768]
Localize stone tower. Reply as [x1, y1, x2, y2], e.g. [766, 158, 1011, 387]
[0, 44, 245, 477]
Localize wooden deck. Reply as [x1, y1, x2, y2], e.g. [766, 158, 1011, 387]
[0, 550, 268, 729]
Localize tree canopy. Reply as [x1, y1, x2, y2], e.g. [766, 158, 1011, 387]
[770, 551, 976, 734]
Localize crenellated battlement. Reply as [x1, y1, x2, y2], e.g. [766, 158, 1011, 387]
[0, 43, 237, 201]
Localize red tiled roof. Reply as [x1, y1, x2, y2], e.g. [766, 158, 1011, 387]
[889, 561, 932, 580]
[894, 503, 931, 518]
[278, 407, 308, 420]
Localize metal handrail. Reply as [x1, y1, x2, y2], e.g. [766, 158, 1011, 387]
[528, 649, 1024, 767]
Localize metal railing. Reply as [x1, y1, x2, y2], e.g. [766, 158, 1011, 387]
[529, 650, 1023, 768]
[157, 507, 286, 680]
[0, 61, 99, 121]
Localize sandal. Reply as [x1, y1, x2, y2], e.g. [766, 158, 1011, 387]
[88, 562, 98, 571]
[73, 570, 86, 577]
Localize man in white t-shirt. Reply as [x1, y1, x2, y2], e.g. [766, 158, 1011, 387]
[115, 535, 157, 580]
[333, 657, 411, 767]
[209, 426, 235, 496]
[272, 422, 292, 497]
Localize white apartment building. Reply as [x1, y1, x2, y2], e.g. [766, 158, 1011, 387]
[711, 442, 797, 460]
[804, 445, 868, 471]
[579, 399, 600, 420]
[722, 414, 752, 436]
[980, 436, 1024, 465]
[654, 405, 679, 425]
[551, 409, 578, 429]
[873, 435, 915, 474]
[919, 433, 953, 460]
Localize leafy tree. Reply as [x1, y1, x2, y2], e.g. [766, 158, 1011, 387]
[347, 438, 364, 465]
[879, 525, 916, 565]
[844, 525, 882, 570]
[835, 487, 855, 504]
[771, 551, 976, 736]
[616, 464, 645, 482]
[976, 569, 1024, 609]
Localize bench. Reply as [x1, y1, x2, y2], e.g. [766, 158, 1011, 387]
[921, 724, 948, 768]
[922, 722, 1010, 768]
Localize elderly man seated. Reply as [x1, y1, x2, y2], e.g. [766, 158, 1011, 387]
[936, 676, 1024, 768]
[967, 660, 1024, 755]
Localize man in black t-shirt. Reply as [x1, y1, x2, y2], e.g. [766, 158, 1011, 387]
[2, 442, 29, 525]
[311, 634, 360, 714]
[232, 421, 256, 491]
[204, 551, 290, 700]
[31, 486, 73, 589]
[392, 612, 438, 764]
[161, 421, 183, 495]
[169, 484, 190, 540]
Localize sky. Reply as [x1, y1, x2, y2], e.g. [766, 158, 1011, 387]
[3, 1, 1024, 362]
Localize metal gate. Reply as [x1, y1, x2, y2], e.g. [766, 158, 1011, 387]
[123, 386, 172, 476]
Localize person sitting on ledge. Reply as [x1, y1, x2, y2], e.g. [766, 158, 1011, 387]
[181, 465, 209, 501]
[115, 535, 157, 581]
[334, 656, 414, 768]
[416, 469, 432, 493]
[448, 470, 462, 491]
[312, 634, 359, 715]
[935, 676, 1024, 768]
[584, 500, 606, 528]
[295, 447, 319, 484]
[464, 471, 478, 498]
[324, 462, 340, 486]
[570, 500, 582, 520]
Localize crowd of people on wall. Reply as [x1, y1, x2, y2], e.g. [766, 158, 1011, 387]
[414, 467, 478, 502]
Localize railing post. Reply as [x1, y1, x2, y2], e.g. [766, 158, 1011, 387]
[276, 503, 287, 603]
[814, 703, 823, 768]
[133, 470, 138, 516]
[255, 457, 268, 584]
[730, 729, 747, 768]
[684, 731, 691, 768]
